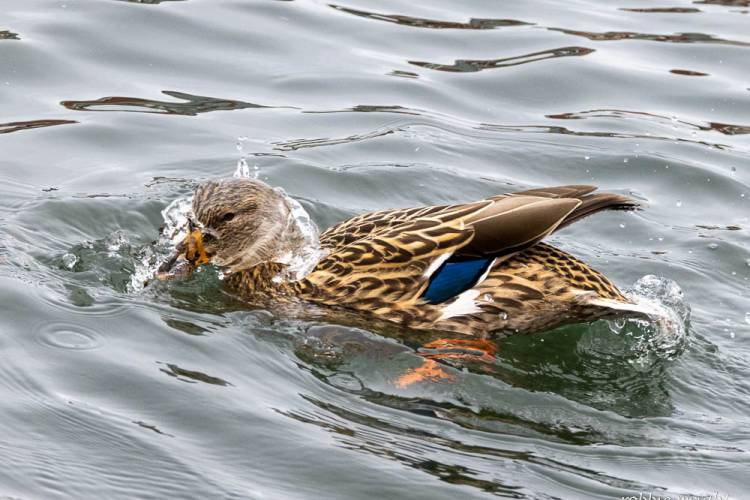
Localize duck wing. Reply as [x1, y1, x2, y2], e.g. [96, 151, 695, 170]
[308, 192, 587, 309]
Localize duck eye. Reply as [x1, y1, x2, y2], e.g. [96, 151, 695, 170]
[220, 212, 236, 223]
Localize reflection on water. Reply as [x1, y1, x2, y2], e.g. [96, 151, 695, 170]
[116, 0, 184, 4]
[158, 362, 232, 386]
[695, 0, 750, 6]
[620, 7, 702, 13]
[670, 68, 710, 76]
[61, 91, 272, 116]
[409, 46, 594, 73]
[330, 4, 532, 30]
[549, 27, 750, 46]
[0, 119, 77, 134]
[547, 108, 750, 136]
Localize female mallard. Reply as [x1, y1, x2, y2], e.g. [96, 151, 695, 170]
[160, 178, 648, 337]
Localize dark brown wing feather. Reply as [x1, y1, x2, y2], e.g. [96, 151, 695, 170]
[459, 196, 580, 257]
[508, 184, 639, 230]
[319, 184, 638, 259]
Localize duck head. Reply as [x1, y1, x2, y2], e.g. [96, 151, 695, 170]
[157, 178, 316, 278]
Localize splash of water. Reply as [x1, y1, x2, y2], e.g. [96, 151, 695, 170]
[128, 196, 194, 291]
[602, 275, 690, 365]
[271, 187, 328, 283]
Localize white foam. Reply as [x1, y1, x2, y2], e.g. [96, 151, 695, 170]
[271, 190, 327, 283]
[604, 274, 691, 364]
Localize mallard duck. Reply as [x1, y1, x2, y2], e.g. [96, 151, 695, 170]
[159, 179, 649, 337]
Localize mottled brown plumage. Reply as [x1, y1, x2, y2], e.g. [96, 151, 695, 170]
[168, 178, 647, 338]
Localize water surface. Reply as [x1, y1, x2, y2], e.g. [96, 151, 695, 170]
[1, 0, 749, 498]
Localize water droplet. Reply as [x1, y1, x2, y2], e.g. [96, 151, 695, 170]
[62, 253, 77, 270]
[234, 158, 250, 178]
[675, 200, 682, 208]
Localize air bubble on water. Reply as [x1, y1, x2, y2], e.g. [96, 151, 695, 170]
[603, 275, 690, 363]
[62, 253, 78, 270]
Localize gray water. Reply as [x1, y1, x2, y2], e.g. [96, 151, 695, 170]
[2, 1, 750, 498]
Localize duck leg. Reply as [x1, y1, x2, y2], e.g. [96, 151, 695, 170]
[393, 338, 498, 388]
[418, 338, 498, 363]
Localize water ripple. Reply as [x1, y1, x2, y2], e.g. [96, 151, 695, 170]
[329, 4, 533, 30]
[549, 28, 750, 47]
[546, 108, 750, 136]
[35, 321, 103, 351]
[0, 119, 77, 135]
[620, 7, 703, 13]
[409, 46, 594, 73]
[60, 91, 276, 116]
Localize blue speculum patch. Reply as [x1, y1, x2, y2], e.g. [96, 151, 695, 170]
[423, 256, 493, 304]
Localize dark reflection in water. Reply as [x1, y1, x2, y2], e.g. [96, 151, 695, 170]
[133, 420, 174, 437]
[158, 362, 232, 386]
[330, 4, 532, 30]
[478, 122, 727, 149]
[307, 104, 421, 116]
[695, 0, 749, 6]
[388, 70, 419, 79]
[620, 7, 702, 13]
[0, 30, 19, 39]
[281, 395, 666, 496]
[409, 46, 594, 73]
[670, 68, 709, 76]
[61, 91, 272, 116]
[163, 317, 209, 336]
[116, 0, 185, 4]
[273, 126, 399, 151]
[549, 28, 750, 47]
[0, 119, 77, 134]
[547, 108, 750, 135]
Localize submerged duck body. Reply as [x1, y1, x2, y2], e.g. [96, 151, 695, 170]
[167, 179, 647, 337]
